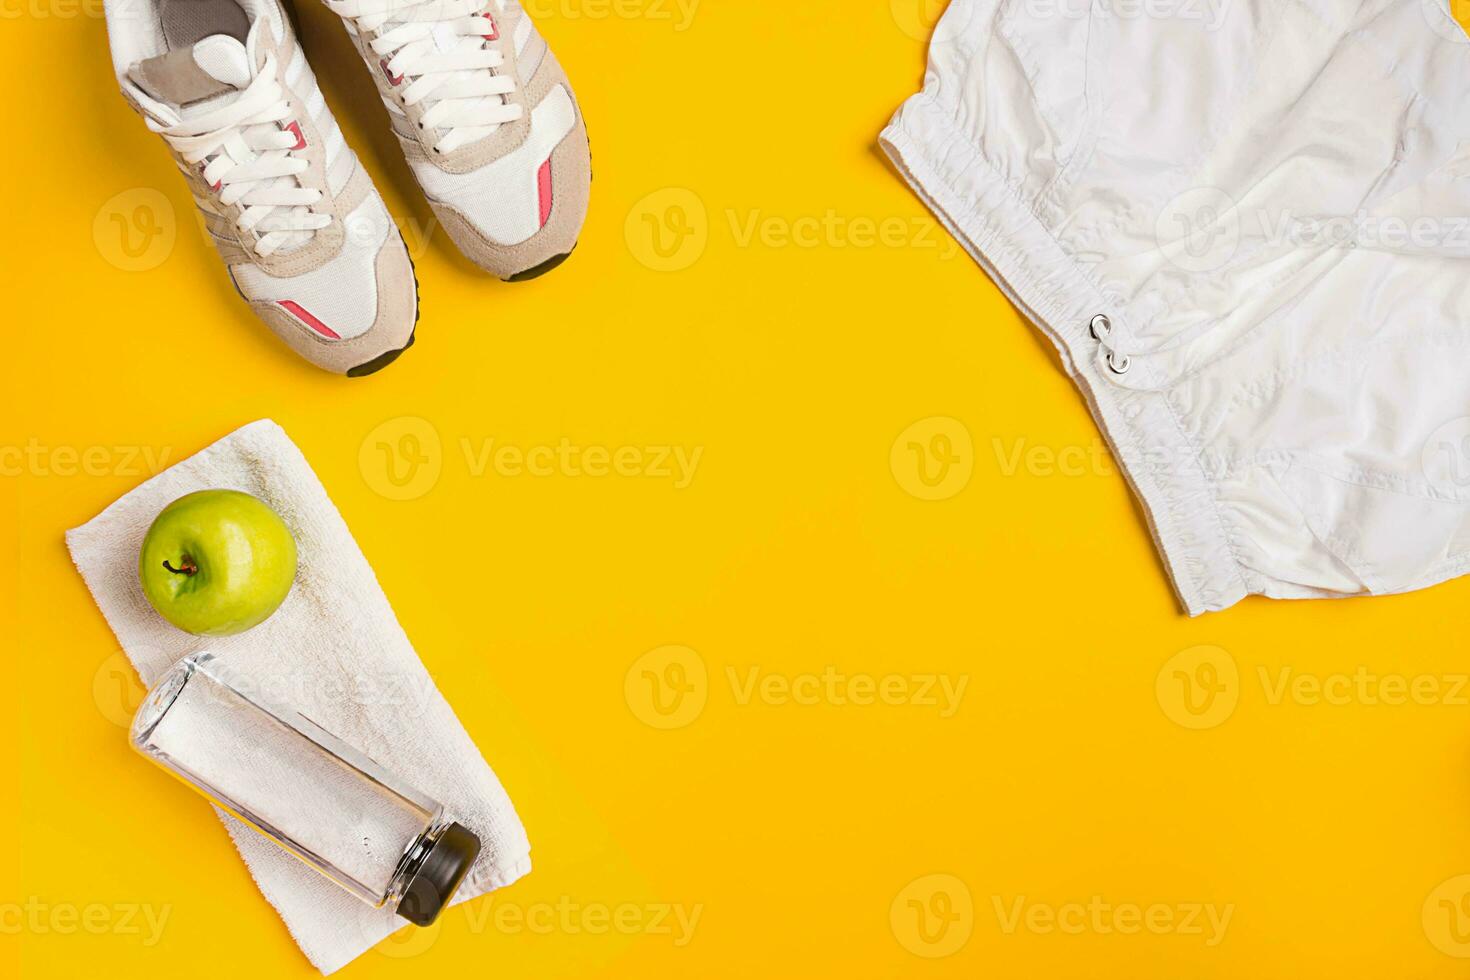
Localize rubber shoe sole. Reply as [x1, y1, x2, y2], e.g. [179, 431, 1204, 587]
[348, 255, 421, 377]
[504, 245, 575, 283]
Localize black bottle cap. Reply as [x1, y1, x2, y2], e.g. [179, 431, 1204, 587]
[396, 822, 482, 927]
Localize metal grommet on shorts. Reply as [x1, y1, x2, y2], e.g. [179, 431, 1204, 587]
[1090, 314, 1130, 375]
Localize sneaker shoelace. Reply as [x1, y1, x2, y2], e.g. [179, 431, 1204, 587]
[327, 0, 525, 154]
[158, 55, 330, 257]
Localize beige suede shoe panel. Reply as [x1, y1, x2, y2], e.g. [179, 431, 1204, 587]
[401, 48, 591, 279]
[429, 108, 589, 280]
[327, 0, 591, 279]
[248, 231, 418, 376]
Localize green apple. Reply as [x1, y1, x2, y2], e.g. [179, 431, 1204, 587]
[139, 490, 298, 637]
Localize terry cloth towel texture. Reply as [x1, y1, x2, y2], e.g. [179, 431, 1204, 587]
[65, 419, 530, 974]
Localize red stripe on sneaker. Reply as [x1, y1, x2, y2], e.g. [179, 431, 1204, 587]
[279, 300, 340, 340]
[537, 158, 553, 228]
[281, 120, 306, 151]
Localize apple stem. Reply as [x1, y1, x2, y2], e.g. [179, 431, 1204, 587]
[163, 557, 198, 577]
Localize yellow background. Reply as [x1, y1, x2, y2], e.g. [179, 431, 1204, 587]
[5, 1, 1470, 977]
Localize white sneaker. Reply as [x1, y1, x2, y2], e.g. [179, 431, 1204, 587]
[323, 0, 592, 280]
[105, 0, 420, 375]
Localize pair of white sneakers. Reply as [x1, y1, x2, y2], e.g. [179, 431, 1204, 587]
[106, 0, 591, 376]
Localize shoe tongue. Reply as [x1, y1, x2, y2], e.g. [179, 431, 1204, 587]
[191, 35, 252, 87]
[128, 35, 252, 113]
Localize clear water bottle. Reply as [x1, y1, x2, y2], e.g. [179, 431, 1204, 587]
[131, 651, 480, 926]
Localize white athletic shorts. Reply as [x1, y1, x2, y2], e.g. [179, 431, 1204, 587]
[882, 0, 1470, 614]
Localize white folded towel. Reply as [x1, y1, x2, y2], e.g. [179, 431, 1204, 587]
[65, 419, 530, 974]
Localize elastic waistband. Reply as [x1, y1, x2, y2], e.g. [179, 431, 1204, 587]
[880, 90, 1250, 615]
